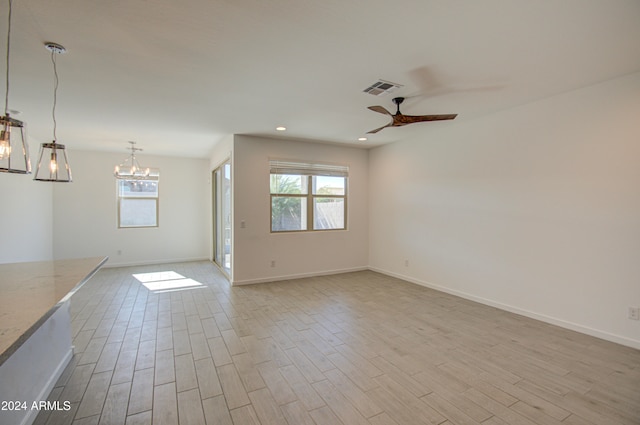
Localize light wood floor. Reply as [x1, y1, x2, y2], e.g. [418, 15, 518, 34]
[34, 261, 640, 425]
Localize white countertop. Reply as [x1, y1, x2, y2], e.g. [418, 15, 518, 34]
[0, 257, 108, 365]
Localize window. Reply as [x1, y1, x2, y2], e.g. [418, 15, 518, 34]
[270, 160, 347, 232]
[117, 179, 159, 228]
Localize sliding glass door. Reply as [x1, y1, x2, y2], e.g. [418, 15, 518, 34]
[213, 160, 231, 276]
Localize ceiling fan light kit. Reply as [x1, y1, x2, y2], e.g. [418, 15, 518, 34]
[366, 96, 457, 134]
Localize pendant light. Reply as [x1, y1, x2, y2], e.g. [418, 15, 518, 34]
[114, 141, 158, 180]
[0, 0, 31, 174]
[34, 42, 72, 182]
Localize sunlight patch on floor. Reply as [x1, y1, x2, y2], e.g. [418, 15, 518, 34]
[132, 271, 205, 293]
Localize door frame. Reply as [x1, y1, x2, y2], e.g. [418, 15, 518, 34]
[212, 159, 231, 278]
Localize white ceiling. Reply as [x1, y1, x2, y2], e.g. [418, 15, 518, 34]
[3, 0, 640, 158]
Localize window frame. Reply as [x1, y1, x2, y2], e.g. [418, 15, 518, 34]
[269, 161, 348, 233]
[117, 178, 159, 229]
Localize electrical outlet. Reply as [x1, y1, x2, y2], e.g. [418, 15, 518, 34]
[404, 259, 409, 267]
[270, 260, 276, 268]
[629, 307, 640, 320]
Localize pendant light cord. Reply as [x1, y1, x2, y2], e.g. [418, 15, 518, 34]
[4, 0, 12, 116]
[51, 47, 59, 141]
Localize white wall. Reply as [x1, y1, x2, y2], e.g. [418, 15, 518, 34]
[52, 150, 210, 266]
[208, 134, 233, 171]
[0, 170, 53, 264]
[232, 135, 369, 284]
[369, 72, 640, 348]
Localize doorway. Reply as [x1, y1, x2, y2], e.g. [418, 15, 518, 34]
[212, 160, 231, 276]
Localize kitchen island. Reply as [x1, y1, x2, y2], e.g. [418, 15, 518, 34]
[0, 256, 107, 425]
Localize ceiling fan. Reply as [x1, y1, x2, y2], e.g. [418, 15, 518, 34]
[367, 97, 457, 134]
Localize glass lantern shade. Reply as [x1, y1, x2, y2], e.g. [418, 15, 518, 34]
[34, 141, 72, 182]
[0, 114, 31, 174]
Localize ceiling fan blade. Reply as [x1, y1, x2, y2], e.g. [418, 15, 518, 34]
[367, 123, 392, 134]
[367, 105, 393, 116]
[400, 114, 457, 124]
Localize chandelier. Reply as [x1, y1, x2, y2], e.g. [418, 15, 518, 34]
[114, 141, 157, 180]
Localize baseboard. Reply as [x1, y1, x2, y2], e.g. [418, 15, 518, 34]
[232, 266, 369, 286]
[102, 256, 210, 268]
[369, 266, 640, 350]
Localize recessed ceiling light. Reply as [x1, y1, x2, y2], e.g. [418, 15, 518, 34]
[276, 126, 286, 131]
[358, 137, 367, 141]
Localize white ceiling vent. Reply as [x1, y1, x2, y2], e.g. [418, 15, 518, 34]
[363, 80, 403, 96]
